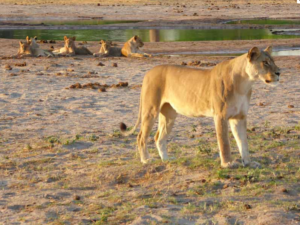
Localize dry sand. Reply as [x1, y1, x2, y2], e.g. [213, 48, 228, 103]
[1, 1, 300, 225]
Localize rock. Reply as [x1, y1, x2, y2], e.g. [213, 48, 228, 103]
[118, 81, 128, 87]
[244, 204, 252, 209]
[15, 62, 27, 67]
[4, 64, 12, 70]
[97, 62, 105, 66]
[223, 184, 229, 189]
[73, 195, 81, 200]
[257, 102, 264, 106]
[112, 63, 118, 67]
[70, 83, 82, 89]
[288, 105, 294, 108]
[120, 122, 127, 131]
[187, 60, 201, 66]
[98, 87, 106, 92]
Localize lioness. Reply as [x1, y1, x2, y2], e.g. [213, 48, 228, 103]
[93, 40, 122, 57]
[53, 36, 92, 56]
[120, 46, 280, 168]
[27, 36, 39, 49]
[121, 35, 152, 58]
[18, 36, 54, 57]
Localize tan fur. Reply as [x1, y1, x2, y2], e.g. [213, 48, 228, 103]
[18, 36, 54, 57]
[93, 40, 122, 57]
[53, 36, 92, 56]
[121, 35, 152, 58]
[27, 36, 39, 49]
[121, 46, 280, 168]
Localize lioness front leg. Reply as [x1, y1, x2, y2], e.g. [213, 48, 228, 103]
[214, 116, 238, 168]
[128, 53, 145, 58]
[229, 118, 261, 168]
[143, 53, 152, 57]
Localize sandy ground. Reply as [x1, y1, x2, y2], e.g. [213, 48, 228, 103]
[0, 38, 300, 225]
[1, 1, 300, 225]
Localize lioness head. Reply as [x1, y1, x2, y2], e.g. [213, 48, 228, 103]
[132, 35, 144, 48]
[18, 41, 31, 54]
[246, 46, 280, 86]
[64, 36, 76, 48]
[100, 40, 112, 54]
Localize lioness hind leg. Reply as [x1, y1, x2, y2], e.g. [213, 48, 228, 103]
[214, 116, 233, 168]
[137, 117, 156, 164]
[155, 103, 177, 161]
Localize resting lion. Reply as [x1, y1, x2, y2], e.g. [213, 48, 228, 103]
[18, 36, 54, 57]
[28, 36, 39, 49]
[121, 35, 152, 58]
[93, 40, 122, 57]
[120, 46, 280, 168]
[53, 36, 92, 56]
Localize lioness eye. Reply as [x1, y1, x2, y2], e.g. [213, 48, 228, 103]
[263, 61, 269, 65]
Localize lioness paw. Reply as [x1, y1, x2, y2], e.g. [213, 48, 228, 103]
[141, 158, 154, 164]
[221, 161, 240, 169]
[162, 156, 176, 162]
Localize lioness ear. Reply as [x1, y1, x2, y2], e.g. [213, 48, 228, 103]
[34, 36, 38, 40]
[247, 47, 261, 61]
[72, 36, 76, 41]
[19, 41, 23, 45]
[134, 35, 138, 40]
[26, 36, 29, 43]
[264, 46, 273, 54]
[100, 40, 104, 44]
[64, 36, 68, 41]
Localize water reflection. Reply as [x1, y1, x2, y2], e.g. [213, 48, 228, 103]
[0, 28, 298, 42]
[227, 19, 300, 25]
[272, 49, 300, 56]
[149, 29, 159, 42]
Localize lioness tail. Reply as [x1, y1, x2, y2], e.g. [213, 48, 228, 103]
[120, 94, 142, 136]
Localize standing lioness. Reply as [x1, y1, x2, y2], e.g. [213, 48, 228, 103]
[120, 46, 280, 168]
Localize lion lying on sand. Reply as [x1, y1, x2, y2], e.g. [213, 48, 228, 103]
[121, 35, 152, 58]
[53, 36, 92, 56]
[93, 40, 122, 57]
[17, 36, 54, 57]
[120, 46, 280, 168]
